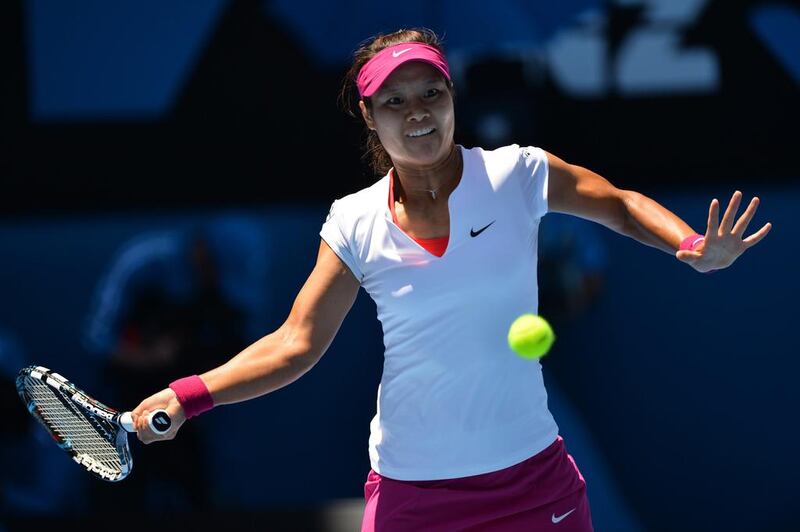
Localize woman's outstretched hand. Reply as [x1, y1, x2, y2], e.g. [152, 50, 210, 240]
[676, 191, 772, 272]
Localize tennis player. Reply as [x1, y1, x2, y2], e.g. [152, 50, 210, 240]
[132, 29, 772, 531]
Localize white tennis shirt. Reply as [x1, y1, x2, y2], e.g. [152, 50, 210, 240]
[320, 144, 559, 481]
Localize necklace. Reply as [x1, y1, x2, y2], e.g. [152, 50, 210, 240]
[399, 177, 447, 200]
[394, 154, 463, 201]
[418, 183, 445, 200]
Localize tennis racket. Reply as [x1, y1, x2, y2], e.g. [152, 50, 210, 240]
[16, 365, 172, 482]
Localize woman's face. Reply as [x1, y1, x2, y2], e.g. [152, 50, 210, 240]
[360, 61, 455, 169]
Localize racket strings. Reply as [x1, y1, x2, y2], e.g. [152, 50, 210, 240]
[23, 377, 125, 476]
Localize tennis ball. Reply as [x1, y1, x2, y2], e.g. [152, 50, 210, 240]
[508, 314, 555, 359]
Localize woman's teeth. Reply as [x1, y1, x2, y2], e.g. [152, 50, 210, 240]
[407, 127, 435, 138]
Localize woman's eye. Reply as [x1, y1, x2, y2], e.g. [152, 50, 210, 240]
[425, 89, 440, 98]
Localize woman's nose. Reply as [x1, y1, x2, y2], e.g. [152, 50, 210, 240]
[407, 107, 430, 122]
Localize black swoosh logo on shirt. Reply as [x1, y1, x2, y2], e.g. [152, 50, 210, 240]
[470, 221, 495, 237]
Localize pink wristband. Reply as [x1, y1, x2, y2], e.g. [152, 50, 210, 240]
[680, 234, 705, 251]
[680, 233, 717, 273]
[169, 375, 214, 419]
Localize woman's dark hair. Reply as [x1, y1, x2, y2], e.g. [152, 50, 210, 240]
[339, 28, 452, 176]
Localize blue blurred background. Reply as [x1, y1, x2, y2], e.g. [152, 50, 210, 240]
[1, 1, 798, 530]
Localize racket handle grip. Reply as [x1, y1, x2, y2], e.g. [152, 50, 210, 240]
[119, 410, 172, 435]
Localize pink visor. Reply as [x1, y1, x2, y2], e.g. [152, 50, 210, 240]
[357, 43, 451, 98]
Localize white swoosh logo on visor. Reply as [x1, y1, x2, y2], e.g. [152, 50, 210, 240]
[392, 48, 413, 58]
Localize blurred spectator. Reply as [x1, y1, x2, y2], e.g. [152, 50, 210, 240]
[83, 215, 270, 512]
[538, 213, 608, 322]
[85, 215, 271, 356]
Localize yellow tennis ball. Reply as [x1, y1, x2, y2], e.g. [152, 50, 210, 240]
[508, 314, 555, 359]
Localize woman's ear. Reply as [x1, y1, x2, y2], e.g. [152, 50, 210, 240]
[359, 100, 376, 131]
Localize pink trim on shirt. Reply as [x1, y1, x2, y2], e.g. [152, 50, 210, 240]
[389, 170, 449, 257]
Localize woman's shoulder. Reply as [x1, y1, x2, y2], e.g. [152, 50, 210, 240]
[326, 174, 391, 224]
[334, 174, 389, 206]
[465, 143, 542, 160]
[463, 144, 546, 177]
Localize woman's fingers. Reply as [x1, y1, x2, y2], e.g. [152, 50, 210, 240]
[676, 250, 701, 262]
[706, 198, 720, 239]
[132, 409, 158, 443]
[719, 191, 742, 234]
[731, 196, 759, 236]
[138, 412, 165, 444]
[742, 222, 773, 248]
[129, 388, 183, 443]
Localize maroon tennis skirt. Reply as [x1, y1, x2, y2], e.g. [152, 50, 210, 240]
[362, 436, 593, 531]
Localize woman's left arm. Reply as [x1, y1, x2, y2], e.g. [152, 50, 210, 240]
[545, 151, 772, 272]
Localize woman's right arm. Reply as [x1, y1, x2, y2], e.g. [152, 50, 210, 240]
[132, 240, 360, 442]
